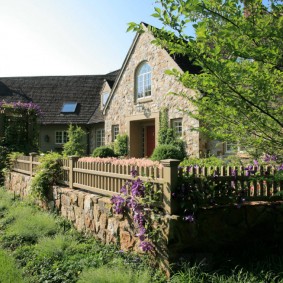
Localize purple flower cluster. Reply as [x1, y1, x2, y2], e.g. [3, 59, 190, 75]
[264, 154, 277, 162]
[0, 101, 42, 116]
[111, 167, 154, 253]
[111, 195, 125, 214]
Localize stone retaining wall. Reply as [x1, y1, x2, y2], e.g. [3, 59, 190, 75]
[5, 171, 283, 272]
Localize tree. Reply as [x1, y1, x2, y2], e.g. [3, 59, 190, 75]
[62, 124, 86, 157]
[129, 0, 283, 159]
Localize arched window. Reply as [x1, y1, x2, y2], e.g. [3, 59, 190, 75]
[136, 62, 151, 99]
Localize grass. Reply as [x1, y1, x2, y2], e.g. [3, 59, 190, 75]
[0, 187, 283, 283]
[77, 259, 152, 283]
[0, 248, 26, 283]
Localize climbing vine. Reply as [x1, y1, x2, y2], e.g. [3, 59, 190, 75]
[111, 169, 163, 252]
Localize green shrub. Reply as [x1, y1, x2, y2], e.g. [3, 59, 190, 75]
[92, 146, 116, 158]
[181, 156, 225, 167]
[0, 249, 26, 283]
[114, 134, 128, 156]
[3, 205, 57, 246]
[62, 124, 86, 157]
[151, 144, 184, 161]
[34, 234, 76, 259]
[77, 259, 152, 283]
[31, 152, 62, 200]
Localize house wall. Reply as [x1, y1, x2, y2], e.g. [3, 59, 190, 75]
[39, 124, 88, 154]
[89, 122, 105, 154]
[104, 31, 201, 157]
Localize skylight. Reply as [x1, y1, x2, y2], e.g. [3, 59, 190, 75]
[61, 102, 78, 113]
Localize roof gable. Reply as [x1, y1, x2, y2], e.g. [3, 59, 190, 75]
[103, 23, 200, 114]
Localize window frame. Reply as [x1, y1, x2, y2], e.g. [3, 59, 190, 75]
[101, 92, 110, 109]
[171, 118, 183, 137]
[61, 102, 78, 113]
[55, 131, 68, 144]
[96, 128, 105, 148]
[135, 62, 152, 100]
[112, 125, 119, 142]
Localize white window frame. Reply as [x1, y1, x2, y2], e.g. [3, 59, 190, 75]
[112, 125, 119, 142]
[171, 118, 183, 137]
[225, 142, 245, 153]
[55, 131, 68, 144]
[136, 62, 152, 99]
[96, 128, 105, 148]
[101, 92, 109, 109]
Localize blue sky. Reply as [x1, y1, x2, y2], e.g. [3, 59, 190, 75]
[0, 0, 164, 77]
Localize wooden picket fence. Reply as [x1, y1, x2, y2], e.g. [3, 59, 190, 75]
[179, 165, 283, 203]
[11, 154, 283, 213]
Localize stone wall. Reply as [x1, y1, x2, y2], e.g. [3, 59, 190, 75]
[6, 171, 283, 273]
[5, 172, 150, 252]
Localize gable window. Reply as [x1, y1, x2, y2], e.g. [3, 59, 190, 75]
[61, 102, 78, 113]
[96, 128, 105, 147]
[55, 131, 68, 144]
[172, 118, 182, 137]
[102, 92, 109, 108]
[112, 125, 119, 142]
[136, 62, 151, 99]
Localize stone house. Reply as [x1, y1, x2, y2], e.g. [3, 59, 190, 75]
[0, 24, 234, 157]
[102, 24, 206, 158]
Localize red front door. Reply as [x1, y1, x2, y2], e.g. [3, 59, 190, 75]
[146, 125, 155, 157]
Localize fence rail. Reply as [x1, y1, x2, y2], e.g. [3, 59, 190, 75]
[179, 165, 283, 203]
[11, 155, 283, 214]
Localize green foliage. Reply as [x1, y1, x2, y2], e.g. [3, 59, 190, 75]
[157, 108, 186, 160]
[62, 124, 86, 157]
[0, 145, 10, 185]
[143, 0, 283, 158]
[151, 144, 184, 161]
[2, 205, 57, 247]
[92, 146, 116, 158]
[1, 107, 39, 154]
[181, 156, 225, 167]
[114, 134, 128, 156]
[77, 259, 152, 283]
[0, 249, 26, 283]
[31, 152, 62, 200]
[158, 107, 170, 145]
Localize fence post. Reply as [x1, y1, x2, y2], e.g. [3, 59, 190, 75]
[161, 159, 180, 215]
[29, 152, 37, 177]
[69, 156, 79, 189]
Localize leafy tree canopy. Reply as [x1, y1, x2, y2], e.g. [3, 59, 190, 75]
[129, 0, 283, 159]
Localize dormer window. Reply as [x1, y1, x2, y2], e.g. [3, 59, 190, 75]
[61, 102, 78, 113]
[102, 92, 109, 108]
[136, 62, 151, 99]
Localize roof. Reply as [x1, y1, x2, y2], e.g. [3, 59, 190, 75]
[0, 70, 119, 125]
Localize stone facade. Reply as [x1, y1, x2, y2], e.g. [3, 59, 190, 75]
[104, 31, 202, 157]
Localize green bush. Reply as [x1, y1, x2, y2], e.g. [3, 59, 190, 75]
[151, 144, 184, 161]
[92, 146, 116, 158]
[3, 205, 57, 246]
[114, 134, 128, 156]
[31, 152, 62, 200]
[0, 249, 26, 283]
[63, 124, 86, 157]
[181, 156, 225, 167]
[77, 259, 152, 283]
